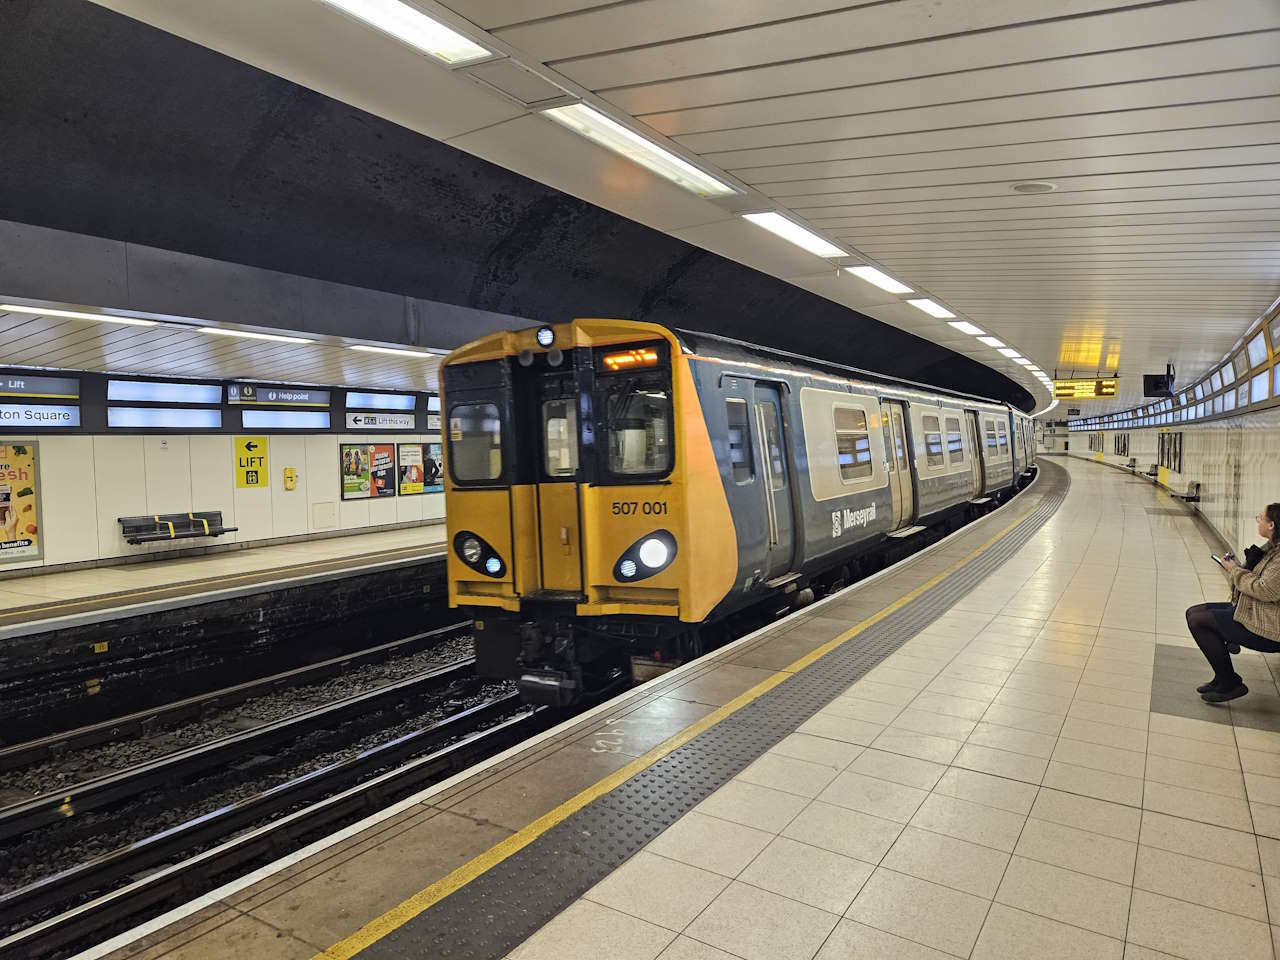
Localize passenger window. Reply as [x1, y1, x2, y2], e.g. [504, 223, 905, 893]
[602, 375, 672, 476]
[944, 416, 964, 464]
[725, 399, 753, 483]
[759, 400, 785, 491]
[541, 399, 578, 478]
[892, 410, 909, 471]
[997, 422, 1009, 454]
[985, 420, 998, 450]
[922, 415, 944, 468]
[448, 402, 502, 482]
[834, 406, 873, 481]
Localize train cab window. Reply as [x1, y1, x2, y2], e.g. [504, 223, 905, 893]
[922, 415, 944, 467]
[944, 416, 964, 464]
[602, 376, 672, 476]
[834, 406, 873, 481]
[448, 403, 503, 482]
[725, 398, 753, 483]
[541, 399, 579, 478]
[996, 422, 1009, 455]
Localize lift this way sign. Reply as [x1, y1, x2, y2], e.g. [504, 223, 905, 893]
[235, 436, 269, 488]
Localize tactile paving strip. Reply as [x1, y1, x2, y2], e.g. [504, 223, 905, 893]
[359, 462, 1070, 959]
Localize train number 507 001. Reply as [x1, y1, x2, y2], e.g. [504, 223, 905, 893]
[611, 501, 667, 516]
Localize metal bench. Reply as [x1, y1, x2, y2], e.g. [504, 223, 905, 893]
[1144, 463, 1159, 478]
[1125, 457, 1137, 471]
[1171, 481, 1201, 504]
[118, 511, 237, 544]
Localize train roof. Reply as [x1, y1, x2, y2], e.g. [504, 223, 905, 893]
[674, 328, 1022, 414]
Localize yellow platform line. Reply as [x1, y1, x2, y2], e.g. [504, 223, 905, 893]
[317, 498, 1041, 960]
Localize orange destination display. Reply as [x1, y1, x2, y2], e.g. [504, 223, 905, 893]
[601, 348, 659, 372]
[1053, 378, 1118, 400]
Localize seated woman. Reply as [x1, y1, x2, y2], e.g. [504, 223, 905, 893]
[1186, 504, 1280, 703]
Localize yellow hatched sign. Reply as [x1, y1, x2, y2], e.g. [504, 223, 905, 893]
[235, 436, 269, 488]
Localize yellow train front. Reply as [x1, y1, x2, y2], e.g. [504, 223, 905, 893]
[442, 319, 738, 705]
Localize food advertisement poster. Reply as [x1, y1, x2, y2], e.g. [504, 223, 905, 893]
[341, 443, 397, 500]
[0, 442, 41, 561]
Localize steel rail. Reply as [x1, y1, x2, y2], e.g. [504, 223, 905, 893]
[0, 620, 471, 772]
[0, 698, 546, 959]
[0, 655, 477, 842]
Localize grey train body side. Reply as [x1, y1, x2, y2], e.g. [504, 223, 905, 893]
[680, 331, 1036, 622]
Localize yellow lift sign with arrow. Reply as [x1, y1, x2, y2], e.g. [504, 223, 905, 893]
[235, 436, 269, 488]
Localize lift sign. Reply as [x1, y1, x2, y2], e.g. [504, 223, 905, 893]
[235, 436, 269, 489]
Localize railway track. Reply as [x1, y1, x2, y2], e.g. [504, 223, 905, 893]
[0, 652, 543, 960]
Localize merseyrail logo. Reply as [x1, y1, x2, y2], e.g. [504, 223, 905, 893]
[831, 502, 875, 537]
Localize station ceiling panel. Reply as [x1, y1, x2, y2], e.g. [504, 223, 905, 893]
[85, 0, 1280, 412]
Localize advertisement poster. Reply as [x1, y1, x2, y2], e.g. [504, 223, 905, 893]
[397, 443, 423, 495]
[397, 443, 444, 495]
[0, 442, 41, 561]
[425, 442, 443, 493]
[342, 444, 397, 500]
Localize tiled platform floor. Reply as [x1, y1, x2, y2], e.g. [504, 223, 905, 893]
[510, 458, 1280, 960]
[0, 523, 445, 615]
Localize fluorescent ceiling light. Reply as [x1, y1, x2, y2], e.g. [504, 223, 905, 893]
[544, 103, 735, 198]
[844, 265, 911, 294]
[947, 321, 984, 336]
[1028, 366, 1042, 373]
[977, 336, 1005, 348]
[1013, 357, 1034, 366]
[199, 327, 313, 345]
[998, 347, 1020, 358]
[906, 298, 954, 319]
[2, 303, 156, 327]
[349, 344, 443, 358]
[741, 212, 847, 258]
[316, 0, 490, 64]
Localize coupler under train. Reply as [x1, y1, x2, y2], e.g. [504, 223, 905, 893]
[469, 605, 643, 707]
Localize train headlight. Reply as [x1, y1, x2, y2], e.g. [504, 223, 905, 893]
[461, 537, 482, 564]
[536, 326, 556, 347]
[613, 530, 677, 582]
[454, 531, 505, 578]
[638, 538, 669, 569]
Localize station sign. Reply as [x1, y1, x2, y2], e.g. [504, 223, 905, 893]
[345, 412, 414, 430]
[0, 374, 79, 400]
[0, 404, 80, 428]
[1053, 378, 1118, 400]
[235, 435, 269, 488]
[426, 413, 441, 431]
[228, 384, 330, 407]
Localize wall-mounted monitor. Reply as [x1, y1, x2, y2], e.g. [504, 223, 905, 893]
[241, 409, 330, 429]
[107, 407, 222, 429]
[108, 380, 221, 404]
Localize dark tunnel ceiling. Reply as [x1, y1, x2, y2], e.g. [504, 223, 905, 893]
[0, 0, 1031, 410]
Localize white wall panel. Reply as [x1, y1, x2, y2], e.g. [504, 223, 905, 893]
[190, 435, 237, 544]
[269, 434, 310, 537]
[92, 435, 148, 560]
[38, 435, 98, 565]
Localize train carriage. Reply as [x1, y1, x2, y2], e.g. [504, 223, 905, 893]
[443, 318, 1035, 704]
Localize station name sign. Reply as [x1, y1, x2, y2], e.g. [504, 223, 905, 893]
[0, 404, 80, 427]
[1053, 378, 1118, 400]
[345, 412, 415, 430]
[0, 374, 80, 400]
[228, 384, 331, 407]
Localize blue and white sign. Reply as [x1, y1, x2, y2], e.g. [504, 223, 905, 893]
[345, 412, 414, 430]
[0, 404, 80, 428]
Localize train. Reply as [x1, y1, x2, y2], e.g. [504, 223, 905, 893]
[441, 318, 1036, 704]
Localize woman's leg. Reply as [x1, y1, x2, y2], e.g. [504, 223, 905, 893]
[1186, 603, 1240, 687]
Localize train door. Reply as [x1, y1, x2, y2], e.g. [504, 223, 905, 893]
[881, 399, 914, 528]
[965, 411, 985, 496]
[535, 371, 583, 595]
[751, 383, 795, 581]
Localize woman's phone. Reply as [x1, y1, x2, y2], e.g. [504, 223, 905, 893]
[1212, 553, 1235, 569]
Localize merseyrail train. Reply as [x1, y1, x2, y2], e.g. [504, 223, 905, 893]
[442, 318, 1035, 704]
